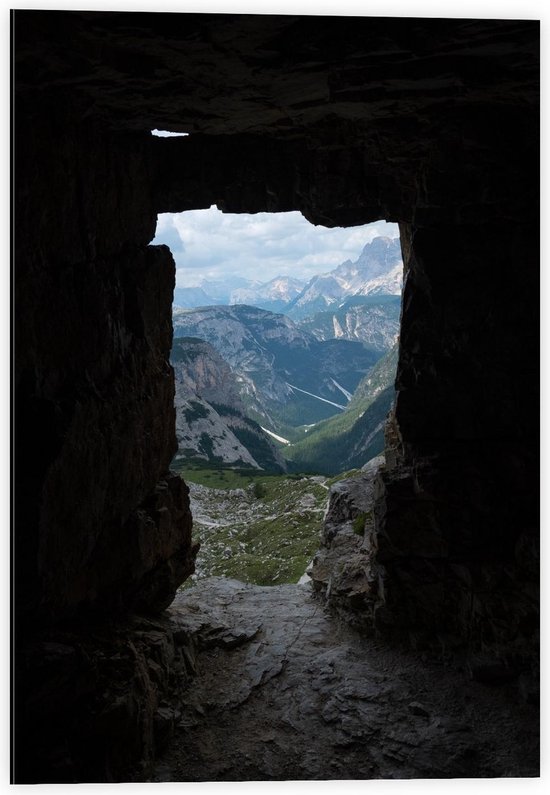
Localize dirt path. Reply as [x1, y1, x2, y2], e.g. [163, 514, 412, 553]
[153, 578, 538, 781]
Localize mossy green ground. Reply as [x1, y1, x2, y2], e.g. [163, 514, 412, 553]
[173, 463, 263, 490]
[173, 465, 335, 587]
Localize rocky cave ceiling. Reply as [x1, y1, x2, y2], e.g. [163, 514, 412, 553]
[15, 14, 538, 228]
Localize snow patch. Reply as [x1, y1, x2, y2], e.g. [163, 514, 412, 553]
[261, 427, 290, 445]
[286, 383, 346, 411]
[330, 378, 353, 401]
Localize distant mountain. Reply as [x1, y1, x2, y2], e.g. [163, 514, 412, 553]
[172, 275, 305, 311]
[173, 286, 224, 308]
[230, 275, 306, 313]
[298, 294, 401, 352]
[170, 236, 402, 467]
[286, 237, 403, 320]
[172, 305, 380, 432]
[171, 337, 285, 471]
[172, 236, 401, 318]
[284, 343, 399, 474]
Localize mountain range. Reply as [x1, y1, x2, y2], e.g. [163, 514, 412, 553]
[286, 236, 403, 320]
[173, 275, 305, 314]
[173, 236, 402, 323]
[170, 234, 403, 473]
[172, 304, 380, 432]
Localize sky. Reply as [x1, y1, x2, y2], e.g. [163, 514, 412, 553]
[152, 206, 400, 287]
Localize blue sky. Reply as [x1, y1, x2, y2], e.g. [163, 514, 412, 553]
[152, 207, 400, 286]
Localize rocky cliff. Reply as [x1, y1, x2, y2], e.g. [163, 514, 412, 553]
[171, 337, 285, 470]
[299, 295, 401, 351]
[287, 236, 403, 320]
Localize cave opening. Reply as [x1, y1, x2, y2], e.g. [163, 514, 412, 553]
[151, 129, 189, 137]
[150, 205, 403, 589]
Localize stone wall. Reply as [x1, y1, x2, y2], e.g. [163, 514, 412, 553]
[14, 611, 200, 783]
[375, 221, 539, 661]
[14, 110, 195, 628]
[14, 106, 199, 782]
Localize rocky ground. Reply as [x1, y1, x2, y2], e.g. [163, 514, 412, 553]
[184, 475, 330, 586]
[150, 462, 540, 783]
[152, 577, 539, 781]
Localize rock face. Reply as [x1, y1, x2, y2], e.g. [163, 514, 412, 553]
[299, 295, 401, 351]
[172, 337, 243, 409]
[287, 236, 403, 320]
[171, 337, 285, 470]
[14, 152, 194, 625]
[310, 456, 385, 624]
[373, 224, 539, 664]
[15, 612, 200, 783]
[14, 11, 539, 783]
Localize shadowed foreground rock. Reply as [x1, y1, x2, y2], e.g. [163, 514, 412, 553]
[154, 578, 539, 781]
[310, 455, 384, 628]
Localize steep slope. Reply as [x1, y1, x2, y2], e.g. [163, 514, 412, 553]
[172, 305, 379, 430]
[287, 237, 403, 320]
[348, 343, 399, 407]
[285, 344, 398, 474]
[171, 337, 285, 471]
[285, 388, 394, 475]
[299, 295, 401, 352]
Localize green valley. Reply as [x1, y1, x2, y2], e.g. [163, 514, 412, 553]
[283, 344, 398, 474]
[171, 464, 339, 586]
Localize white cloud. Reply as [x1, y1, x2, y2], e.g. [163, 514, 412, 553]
[151, 206, 399, 287]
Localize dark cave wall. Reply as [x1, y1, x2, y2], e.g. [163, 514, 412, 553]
[14, 108, 196, 626]
[14, 105, 198, 783]
[376, 221, 539, 654]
